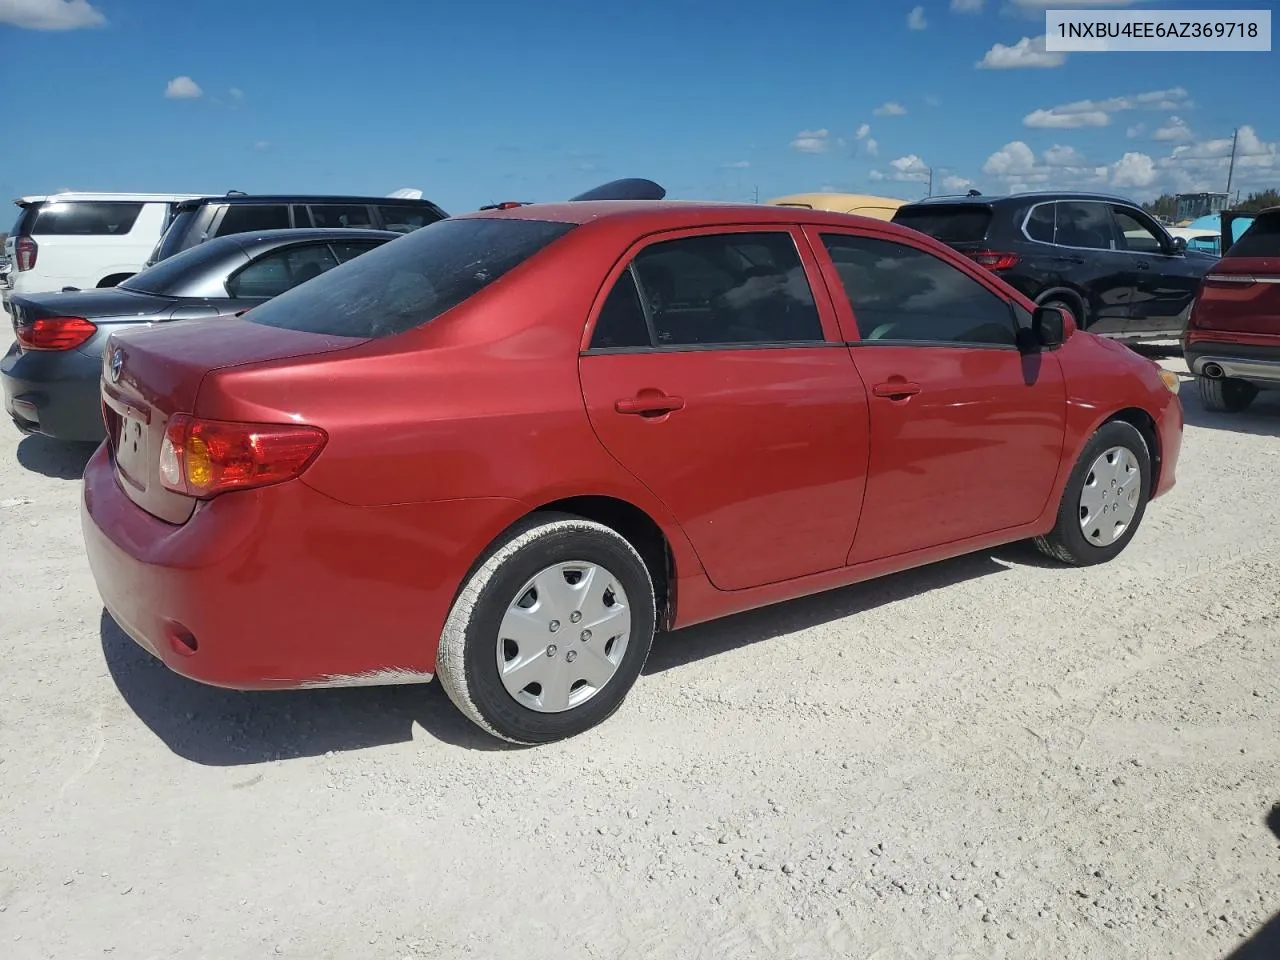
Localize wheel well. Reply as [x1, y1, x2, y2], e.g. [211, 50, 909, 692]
[1036, 288, 1087, 326]
[97, 273, 134, 288]
[534, 496, 676, 629]
[1106, 407, 1160, 497]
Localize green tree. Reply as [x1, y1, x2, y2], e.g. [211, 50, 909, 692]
[1236, 188, 1280, 213]
[1142, 194, 1178, 220]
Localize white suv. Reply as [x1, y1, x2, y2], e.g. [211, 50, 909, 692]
[2, 192, 206, 314]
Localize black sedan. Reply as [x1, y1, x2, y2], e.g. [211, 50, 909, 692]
[3, 227, 398, 443]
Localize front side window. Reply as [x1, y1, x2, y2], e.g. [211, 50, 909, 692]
[308, 204, 374, 229]
[215, 204, 291, 237]
[226, 243, 339, 299]
[820, 233, 1016, 347]
[1113, 207, 1166, 253]
[1054, 201, 1116, 250]
[623, 231, 824, 347]
[24, 201, 144, 236]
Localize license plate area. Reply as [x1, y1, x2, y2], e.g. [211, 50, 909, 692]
[102, 385, 151, 492]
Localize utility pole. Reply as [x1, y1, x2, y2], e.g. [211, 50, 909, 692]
[1225, 127, 1239, 197]
[753, 184, 759, 204]
[926, 167, 933, 197]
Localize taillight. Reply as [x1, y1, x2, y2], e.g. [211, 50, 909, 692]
[966, 250, 1021, 271]
[15, 315, 97, 350]
[15, 236, 37, 271]
[158, 414, 327, 499]
[1202, 273, 1257, 287]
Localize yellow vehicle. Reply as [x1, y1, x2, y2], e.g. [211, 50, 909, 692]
[766, 192, 908, 221]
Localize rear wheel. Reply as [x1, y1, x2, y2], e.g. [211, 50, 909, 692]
[435, 513, 656, 744]
[1197, 375, 1257, 413]
[1034, 420, 1151, 567]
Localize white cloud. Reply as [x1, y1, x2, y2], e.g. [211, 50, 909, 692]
[253, 141, 271, 152]
[1110, 152, 1158, 188]
[1009, 0, 1142, 7]
[1159, 126, 1278, 193]
[943, 175, 973, 191]
[868, 170, 887, 181]
[977, 35, 1066, 69]
[1022, 86, 1189, 129]
[1127, 123, 1146, 138]
[164, 76, 203, 100]
[889, 154, 931, 182]
[1043, 144, 1085, 166]
[229, 87, 245, 100]
[983, 141, 1038, 177]
[925, 95, 942, 107]
[790, 129, 830, 154]
[907, 5, 927, 29]
[873, 101, 907, 116]
[855, 123, 871, 140]
[722, 160, 751, 169]
[0, 0, 105, 30]
[864, 138, 879, 157]
[1153, 116, 1193, 142]
[951, 0, 984, 11]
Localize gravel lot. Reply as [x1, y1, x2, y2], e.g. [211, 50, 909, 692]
[1, 345, 1277, 960]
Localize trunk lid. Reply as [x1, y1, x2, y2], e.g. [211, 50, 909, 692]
[102, 316, 366, 524]
[12, 288, 175, 325]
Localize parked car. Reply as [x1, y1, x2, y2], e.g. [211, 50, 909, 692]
[767, 192, 908, 221]
[3, 228, 397, 442]
[891, 191, 1217, 341]
[1183, 205, 1280, 412]
[81, 200, 1182, 744]
[2, 192, 206, 314]
[146, 192, 449, 265]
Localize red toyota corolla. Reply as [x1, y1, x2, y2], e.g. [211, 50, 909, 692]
[81, 200, 1184, 743]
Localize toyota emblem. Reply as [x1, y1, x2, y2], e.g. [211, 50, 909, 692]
[108, 347, 123, 383]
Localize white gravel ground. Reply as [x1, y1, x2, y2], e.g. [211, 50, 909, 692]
[1, 346, 1277, 960]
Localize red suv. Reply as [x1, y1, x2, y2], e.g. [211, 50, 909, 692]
[1184, 206, 1280, 412]
[81, 201, 1183, 744]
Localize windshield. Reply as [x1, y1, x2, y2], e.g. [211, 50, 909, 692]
[119, 237, 235, 296]
[245, 217, 576, 338]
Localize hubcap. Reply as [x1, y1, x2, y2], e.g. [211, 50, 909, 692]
[496, 562, 632, 713]
[1078, 445, 1141, 547]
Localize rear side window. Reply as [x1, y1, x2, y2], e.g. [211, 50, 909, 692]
[1025, 203, 1056, 243]
[308, 204, 374, 229]
[820, 233, 1016, 346]
[215, 204, 290, 237]
[151, 208, 200, 261]
[377, 204, 447, 233]
[19, 201, 144, 236]
[245, 217, 576, 338]
[625, 231, 824, 346]
[590, 268, 651, 349]
[227, 243, 340, 298]
[1054, 201, 1116, 250]
[891, 205, 993, 244]
[1227, 213, 1280, 258]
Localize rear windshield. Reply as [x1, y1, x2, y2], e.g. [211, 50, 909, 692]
[891, 205, 993, 244]
[245, 217, 576, 339]
[121, 237, 237, 296]
[151, 209, 201, 262]
[1227, 213, 1280, 258]
[12, 200, 144, 236]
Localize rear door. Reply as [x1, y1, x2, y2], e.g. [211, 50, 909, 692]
[807, 226, 1066, 562]
[1045, 200, 1134, 332]
[578, 226, 870, 592]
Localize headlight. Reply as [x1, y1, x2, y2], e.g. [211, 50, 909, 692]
[1158, 368, 1180, 395]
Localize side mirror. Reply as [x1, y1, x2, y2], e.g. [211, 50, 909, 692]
[1170, 235, 1187, 254]
[1032, 305, 1072, 348]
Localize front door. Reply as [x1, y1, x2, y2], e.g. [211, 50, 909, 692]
[1111, 204, 1205, 336]
[808, 228, 1067, 563]
[578, 227, 870, 592]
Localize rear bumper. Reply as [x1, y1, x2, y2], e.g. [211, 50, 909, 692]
[81, 442, 526, 689]
[1, 341, 106, 442]
[1183, 336, 1280, 387]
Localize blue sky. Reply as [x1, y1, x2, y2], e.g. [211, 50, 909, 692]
[2, 0, 1277, 213]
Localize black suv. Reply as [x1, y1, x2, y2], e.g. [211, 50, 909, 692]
[148, 192, 448, 265]
[891, 191, 1218, 340]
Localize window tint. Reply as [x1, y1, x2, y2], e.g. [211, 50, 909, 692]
[151, 209, 200, 261]
[820, 233, 1016, 346]
[1054, 202, 1115, 250]
[890, 205, 993, 243]
[1025, 203, 1056, 243]
[226, 243, 339, 299]
[291, 205, 313, 227]
[376, 204, 446, 234]
[215, 204, 291, 237]
[23, 201, 144, 236]
[590, 267, 651, 349]
[1113, 208, 1165, 253]
[1226, 212, 1280, 258]
[329, 239, 388, 263]
[628, 232, 823, 346]
[308, 204, 373, 229]
[246, 217, 575, 339]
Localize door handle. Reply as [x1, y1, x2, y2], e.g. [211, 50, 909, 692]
[872, 381, 921, 399]
[1136, 261, 1151, 271]
[615, 393, 685, 416]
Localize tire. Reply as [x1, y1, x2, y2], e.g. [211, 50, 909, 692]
[435, 512, 656, 744]
[1040, 298, 1081, 330]
[1197, 375, 1257, 413]
[1034, 420, 1152, 567]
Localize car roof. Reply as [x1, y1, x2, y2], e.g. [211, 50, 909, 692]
[174, 194, 446, 210]
[222, 227, 400, 247]
[15, 192, 209, 205]
[767, 192, 909, 209]
[901, 191, 1143, 208]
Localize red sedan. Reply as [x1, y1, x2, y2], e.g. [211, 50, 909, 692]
[81, 200, 1184, 743]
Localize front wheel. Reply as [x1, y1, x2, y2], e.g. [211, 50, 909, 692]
[1034, 420, 1151, 567]
[435, 513, 656, 744]
[1197, 375, 1257, 413]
